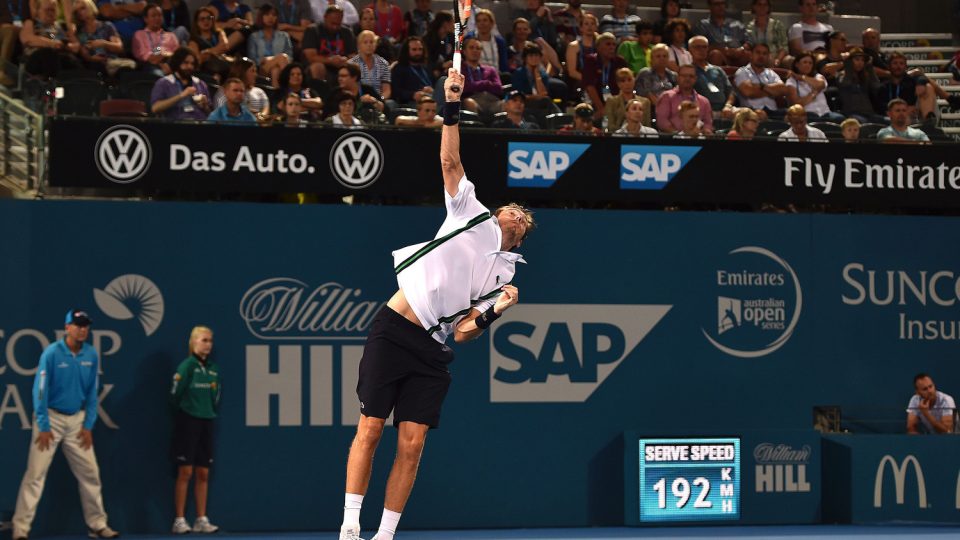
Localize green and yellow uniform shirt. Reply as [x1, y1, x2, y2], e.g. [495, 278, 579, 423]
[170, 355, 221, 419]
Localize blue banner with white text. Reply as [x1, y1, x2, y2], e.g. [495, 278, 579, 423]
[1, 200, 959, 534]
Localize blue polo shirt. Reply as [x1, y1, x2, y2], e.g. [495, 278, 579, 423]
[877, 125, 930, 142]
[34, 339, 100, 432]
[207, 104, 257, 123]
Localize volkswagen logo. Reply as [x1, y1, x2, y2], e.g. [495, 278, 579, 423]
[94, 125, 152, 184]
[329, 132, 383, 189]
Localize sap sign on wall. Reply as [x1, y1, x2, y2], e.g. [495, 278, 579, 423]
[620, 145, 701, 189]
[489, 304, 671, 402]
[507, 142, 590, 188]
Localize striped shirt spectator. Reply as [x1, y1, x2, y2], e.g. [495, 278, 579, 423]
[350, 30, 392, 98]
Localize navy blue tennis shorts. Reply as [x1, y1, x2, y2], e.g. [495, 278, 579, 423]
[356, 306, 454, 428]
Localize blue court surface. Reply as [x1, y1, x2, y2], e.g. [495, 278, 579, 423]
[41, 526, 960, 540]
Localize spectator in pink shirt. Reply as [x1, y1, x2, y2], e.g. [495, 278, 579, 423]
[365, 0, 405, 44]
[655, 64, 712, 134]
[132, 3, 179, 77]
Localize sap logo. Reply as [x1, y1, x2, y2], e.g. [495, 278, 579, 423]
[490, 304, 671, 402]
[620, 145, 701, 189]
[507, 142, 590, 188]
[873, 455, 927, 508]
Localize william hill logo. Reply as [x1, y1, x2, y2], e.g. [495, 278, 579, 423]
[754, 443, 811, 493]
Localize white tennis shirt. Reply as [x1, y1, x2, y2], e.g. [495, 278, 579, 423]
[393, 175, 526, 344]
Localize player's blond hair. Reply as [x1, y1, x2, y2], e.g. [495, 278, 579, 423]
[188, 325, 213, 357]
[495, 203, 536, 241]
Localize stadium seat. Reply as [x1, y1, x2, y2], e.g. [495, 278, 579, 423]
[810, 121, 842, 138]
[115, 70, 160, 86]
[461, 120, 485, 128]
[758, 119, 789, 137]
[56, 68, 101, 81]
[99, 98, 147, 117]
[307, 78, 330, 99]
[545, 112, 573, 130]
[858, 123, 886, 139]
[196, 71, 219, 88]
[713, 118, 733, 131]
[460, 109, 481, 123]
[389, 107, 417, 122]
[56, 78, 108, 116]
[124, 80, 159, 111]
[912, 123, 951, 142]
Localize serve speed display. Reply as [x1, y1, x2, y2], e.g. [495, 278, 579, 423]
[638, 438, 741, 522]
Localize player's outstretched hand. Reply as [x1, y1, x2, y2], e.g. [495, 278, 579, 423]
[493, 285, 519, 314]
[445, 69, 464, 103]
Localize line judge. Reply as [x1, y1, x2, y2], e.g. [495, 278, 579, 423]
[12, 310, 120, 540]
[337, 68, 536, 540]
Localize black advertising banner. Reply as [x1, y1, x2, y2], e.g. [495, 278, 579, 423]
[51, 117, 960, 210]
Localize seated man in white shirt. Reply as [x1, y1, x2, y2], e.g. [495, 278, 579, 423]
[778, 104, 827, 141]
[907, 373, 955, 434]
[734, 42, 789, 118]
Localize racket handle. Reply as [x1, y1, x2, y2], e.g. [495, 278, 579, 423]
[451, 53, 462, 92]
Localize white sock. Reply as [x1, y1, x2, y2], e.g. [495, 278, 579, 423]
[376, 509, 401, 540]
[341, 493, 364, 531]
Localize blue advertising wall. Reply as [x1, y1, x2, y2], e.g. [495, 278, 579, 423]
[1, 199, 959, 534]
[822, 435, 960, 524]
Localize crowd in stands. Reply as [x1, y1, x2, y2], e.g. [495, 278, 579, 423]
[2, 0, 959, 141]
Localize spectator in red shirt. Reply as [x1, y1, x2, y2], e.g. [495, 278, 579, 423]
[558, 103, 602, 135]
[727, 108, 759, 139]
[365, 0, 404, 44]
[581, 32, 628, 120]
[655, 64, 713, 134]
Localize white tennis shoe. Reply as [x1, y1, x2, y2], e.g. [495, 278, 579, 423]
[172, 517, 191, 534]
[192, 516, 219, 533]
[340, 527, 365, 540]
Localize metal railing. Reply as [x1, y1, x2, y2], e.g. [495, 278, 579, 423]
[0, 91, 45, 196]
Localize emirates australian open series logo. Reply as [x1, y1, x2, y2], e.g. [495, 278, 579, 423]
[702, 247, 802, 358]
[94, 125, 152, 184]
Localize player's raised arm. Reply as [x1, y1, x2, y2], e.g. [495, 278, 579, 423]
[440, 69, 466, 197]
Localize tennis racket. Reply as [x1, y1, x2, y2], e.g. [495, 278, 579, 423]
[450, 0, 473, 93]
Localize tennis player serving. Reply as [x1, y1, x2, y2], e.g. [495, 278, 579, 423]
[338, 68, 535, 540]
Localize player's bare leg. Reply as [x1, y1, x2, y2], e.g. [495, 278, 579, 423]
[341, 414, 386, 539]
[383, 421, 429, 512]
[346, 415, 386, 494]
[371, 421, 428, 540]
